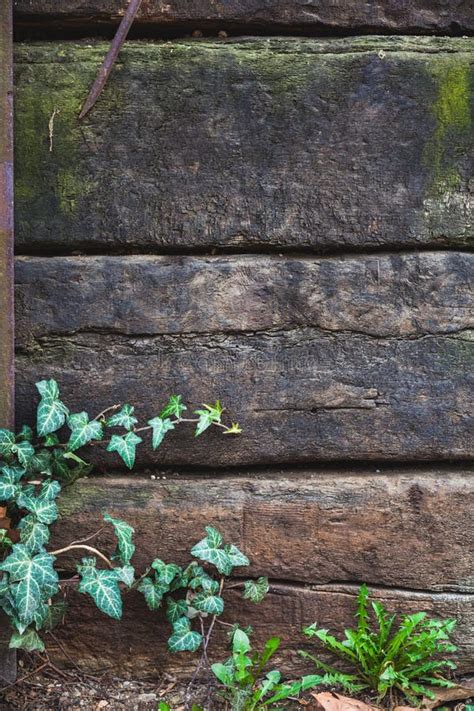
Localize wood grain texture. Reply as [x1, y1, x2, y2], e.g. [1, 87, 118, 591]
[13, 0, 474, 33]
[15, 252, 473, 464]
[14, 253, 474, 341]
[14, 38, 474, 253]
[52, 471, 474, 593]
[50, 584, 474, 676]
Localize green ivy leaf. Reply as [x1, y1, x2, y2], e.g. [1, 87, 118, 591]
[243, 577, 269, 603]
[168, 616, 202, 653]
[11, 442, 35, 467]
[192, 592, 224, 616]
[16, 425, 34, 443]
[107, 432, 142, 469]
[115, 565, 135, 588]
[190, 574, 220, 594]
[0, 429, 15, 457]
[151, 559, 181, 586]
[67, 412, 103, 452]
[9, 627, 45, 652]
[194, 401, 223, 437]
[43, 433, 60, 447]
[104, 513, 135, 566]
[106, 404, 138, 431]
[138, 576, 168, 611]
[226, 544, 250, 568]
[28, 449, 53, 476]
[166, 598, 189, 623]
[16, 490, 58, 525]
[0, 466, 24, 501]
[147, 417, 175, 450]
[160, 395, 187, 420]
[36, 379, 69, 437]
[205, 526, 222, 548]
[18, 515, 50, 554]
[0, 545, 58, 626]
[77, 558, 122, 620]
[191, 530, 234, 576]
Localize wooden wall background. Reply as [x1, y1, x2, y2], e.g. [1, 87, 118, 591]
[12, 1, 474, 676]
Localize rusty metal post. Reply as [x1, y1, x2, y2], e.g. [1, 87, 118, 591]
[0, 0, 16, 683]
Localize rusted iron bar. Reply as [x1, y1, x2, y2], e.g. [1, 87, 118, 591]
[0, 0, 14, 430]
[79, 0, 142, 119]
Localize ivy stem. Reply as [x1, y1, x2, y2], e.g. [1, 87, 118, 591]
[49, 544, 113, 568]
[94, 403, 121, 422]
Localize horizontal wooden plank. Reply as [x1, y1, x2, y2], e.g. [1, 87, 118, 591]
[52, 471, 474, 592]
[13, 1, 474, 33]
[14, 252, 474, 342]
[50, 584, 474, 676]
[14, 38, 474, 252]
[15, 326, 473, 464]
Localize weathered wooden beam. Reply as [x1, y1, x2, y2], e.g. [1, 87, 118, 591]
[13, 1, 474, 34]
[15, 253, 473, 465]
[14, 38, 474, 253]
[52, 471, 474, 593]
[50, 584, 474, 677]
[15, 253, 474, 341]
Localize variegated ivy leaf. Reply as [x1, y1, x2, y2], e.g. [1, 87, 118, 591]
[67, 412, 103, 452]
[147, 417, 175, 450]
[226, 544, 250, 568]
[28, 449, 53, 476]
[160, 395, 187, 420]
[16, 425, 34, 443]
[0, 545, 58, 626]
[9, 627, 45, 652]
[151, 559, 181, 586]
[168, 616, 202, 653]
[36, 379, 69, 437]
[107, 432, 142, 469]
[205, 526, 222, 548]
[40, 479, 61, 501]
[191, 528, 234, 576]
[104, 513, 135, 566]
[188, 574, 219, 594]
[0, 466, 24, 501]
[106, 404, 138, 431]
[18, 515, 50, 554]
[243, 577, 269, 603]
[138, 576, 168, 611]
[115, 565, 135, 588]
[43, 433, 60, 447]
[0, 429, 15, 456]
[11, 441, 35, 467]
[0, 530, 12, 549]
[77, 558, 122, 620]
[16, 490, 58, 525]
[166, 598, 189, 623]
[194, 401, 223, 437]
[192, 592, 224, 616]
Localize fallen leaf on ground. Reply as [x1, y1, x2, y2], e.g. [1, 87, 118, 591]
[310, 691, 382, 711]
[422, 684, 474, 708]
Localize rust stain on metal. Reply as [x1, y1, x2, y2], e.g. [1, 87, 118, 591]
[0, 0, 15, 429]
[79, 0, 142, 120]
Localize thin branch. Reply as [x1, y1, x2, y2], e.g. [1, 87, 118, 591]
[94, 404, 121, 422]
[49, 544, 113, 568]
[62, 526, 106, 548]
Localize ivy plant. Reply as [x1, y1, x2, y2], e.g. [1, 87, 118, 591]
[0, 379, 256, 654]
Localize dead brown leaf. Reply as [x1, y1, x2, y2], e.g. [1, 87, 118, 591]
[310, 691, 382, 711]
[421, 684, 474, 709]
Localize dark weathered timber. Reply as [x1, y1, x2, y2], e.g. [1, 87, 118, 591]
[49, 585, 474, 676]
[15, 327, 473, 465]
[52, 471, 474, 592]
[14, 253, 474, 342]
[14, 38, 474, 253]
[0, 0, 16, 685]
[13, 0, 474, 34]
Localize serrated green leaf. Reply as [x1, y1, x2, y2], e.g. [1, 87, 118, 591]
[160, 395, 187, 419]
[0, 429, 15, 456]
[11, 441, 35, 467]
[243, 577, 269, 603]
[67, 412, 103, 451]
[107, 432, 142, 469]
[18, 515, 50, 554]
[36, 379, 69, 437]
[168, 616, 202, 653]
[10, 627, 45, 652]
[104, 513, 135, 565]
[106, 404, 138, 431]
[138, 576, 168, 610]
[166, 598, 189, 623]
[192, 592, 224, 615]
[0, 465, 23, 500]
[151, 559, 181, 585]
[147, 417, 175, 450]
[77, 559, 122, 620]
